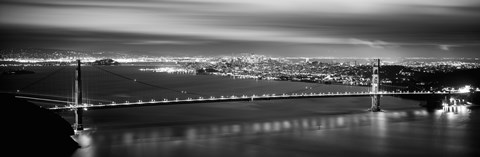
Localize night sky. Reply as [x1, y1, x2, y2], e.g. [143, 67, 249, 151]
[1, 0, 480, 57]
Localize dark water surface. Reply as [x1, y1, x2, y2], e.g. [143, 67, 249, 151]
[1, 66, 479, 156]
[67, 97, 479, 157]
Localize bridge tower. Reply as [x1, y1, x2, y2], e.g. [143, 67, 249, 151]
[74, 59, 83, 131]
[371, 59, 381, 112]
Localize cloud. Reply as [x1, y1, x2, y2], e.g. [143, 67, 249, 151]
[439, 45, 450, 51]
[349, 39, 393, 48]
[126, 40, 214, 45]
[0, 2, 376, 46]
[438, 45, 460, 51]
[1, 0, 479, 57]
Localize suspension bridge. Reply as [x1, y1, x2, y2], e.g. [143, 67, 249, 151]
[1, 59, 475, 131]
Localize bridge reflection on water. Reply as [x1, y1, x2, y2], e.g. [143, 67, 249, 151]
[79, 107, 469, 143]
[72, 104, 475, 157]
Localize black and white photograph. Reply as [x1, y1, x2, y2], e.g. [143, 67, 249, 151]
[1, 0, 480, 157]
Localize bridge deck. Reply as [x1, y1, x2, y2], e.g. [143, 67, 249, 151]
[43, 91, 461, 111]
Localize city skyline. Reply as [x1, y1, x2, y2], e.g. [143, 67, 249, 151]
[1, 0, 480, 57]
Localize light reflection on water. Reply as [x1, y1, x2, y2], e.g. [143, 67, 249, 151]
[72, 107, 477, 157]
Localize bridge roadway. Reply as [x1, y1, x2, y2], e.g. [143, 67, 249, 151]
[45, 90, 463, 111]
